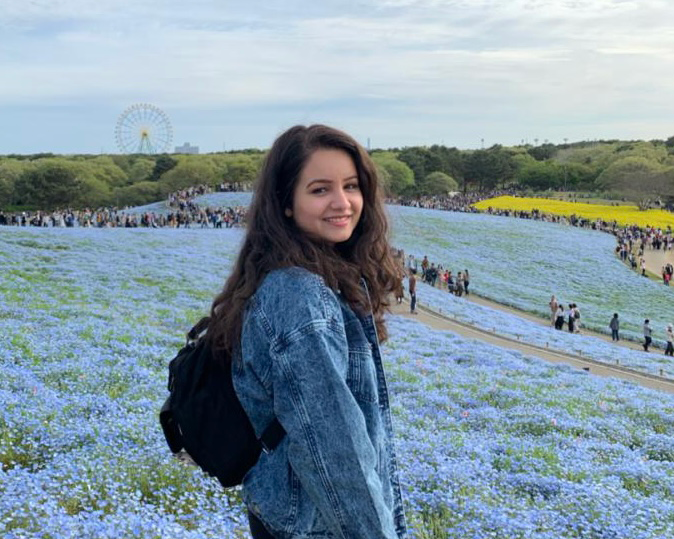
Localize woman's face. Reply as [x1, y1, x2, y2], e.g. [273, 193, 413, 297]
[289, 148, 363, 245]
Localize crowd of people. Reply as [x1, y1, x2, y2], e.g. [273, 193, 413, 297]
[4, 185, 673, 356]
[388, 250, 471, 316]
[387, 188, 517, 213]
[548, 296, 674, 356]
[0, 184, 248, 229]
[548, 296, 583, 333]
[404, 254, 471, 297]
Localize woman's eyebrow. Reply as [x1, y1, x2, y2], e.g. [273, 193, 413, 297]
[306, 175, 358, 188]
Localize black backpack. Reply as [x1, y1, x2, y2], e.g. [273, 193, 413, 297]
[159, 316, 285, 488]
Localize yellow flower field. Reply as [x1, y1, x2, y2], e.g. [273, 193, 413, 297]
[473, 196, 674, 229]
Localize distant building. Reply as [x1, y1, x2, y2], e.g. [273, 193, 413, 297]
[174, 142, 199, 154]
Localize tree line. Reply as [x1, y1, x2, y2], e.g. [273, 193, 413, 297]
[2, 137, 674, 211]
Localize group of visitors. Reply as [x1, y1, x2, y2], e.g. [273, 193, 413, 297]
[0, 185, 249, 229]
[549, 296, 581, 333]
[642, 319, 674, 355]
[388, 189, 517, 213]
[551, 298, 673, 356]
[614, 226, 673, 281]
[0, 205, 248, 229]
[406, 254, 470, 296]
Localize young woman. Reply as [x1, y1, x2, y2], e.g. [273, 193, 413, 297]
[548, 295, 558, 326]
[665, 323, 674, 357]
[555, 304, 565, 330]
[567, 304, 575, 333]
[208, 125, 408, 539]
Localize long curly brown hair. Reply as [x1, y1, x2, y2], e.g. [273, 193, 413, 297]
[208, 124, 399, 357]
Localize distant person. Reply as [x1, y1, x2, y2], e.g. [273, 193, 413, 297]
[609, 313, 620, 341]
[446, 271, 454, 294]
[455, 272, 465, 297]
[409, 268, 417, 314]
[567, 304, 575, 333]
[549, 295, 558, 326]
[665, 323, 674, 357]
[463, 269, 470, 295]
[572, 303, 581, 333]
[407, 254, 417, 273]
[554, 304, 564, 330]
[394, 267, 405, 304]
[643, 319, 653, 352]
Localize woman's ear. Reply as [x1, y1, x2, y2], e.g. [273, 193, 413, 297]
[285, 208, 293, 217]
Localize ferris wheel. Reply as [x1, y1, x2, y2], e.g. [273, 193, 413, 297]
[115, 103, 173, 154]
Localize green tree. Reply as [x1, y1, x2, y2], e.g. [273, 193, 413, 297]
[595, 156, 670, 209]
[150, 155, 178, 181]
[127, 159, 155, 185]
[516, 159, 563, 190]
[0, 159, 28, 207]
[113, 181, 162, 207]
[220, 154, 260, 186]
[15, 159, 87, 209]
[370, 152, 415, 195]
[527, 143, 557, 161]
[80, 156, 127, 189]
[158, 156, 219, 194]
[418, 171, 458, 195]
[463, 146, 515, 191]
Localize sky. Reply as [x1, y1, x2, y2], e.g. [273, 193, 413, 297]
[2, 0, 674, 154]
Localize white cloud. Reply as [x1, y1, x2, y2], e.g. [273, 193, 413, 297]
[3, 0, 674, 151]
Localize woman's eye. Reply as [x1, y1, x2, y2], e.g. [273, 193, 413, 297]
[345, 183, 360, 191]
[311, 187, 328, 194]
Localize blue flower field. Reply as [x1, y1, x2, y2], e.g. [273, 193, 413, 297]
[387, 204, 673, 346]
[1, 210, 673, 538]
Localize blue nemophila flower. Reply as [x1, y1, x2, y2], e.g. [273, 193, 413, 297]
[389, 204, 674, 349]
[2, 216, 674, 538]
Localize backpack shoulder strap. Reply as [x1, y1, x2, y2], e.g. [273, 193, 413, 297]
[259, 418, 285, 453]
[187, 316, 211, 343]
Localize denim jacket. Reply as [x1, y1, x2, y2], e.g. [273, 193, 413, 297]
[233, 267, 407, 539]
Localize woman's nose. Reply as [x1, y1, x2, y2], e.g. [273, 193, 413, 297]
[330, 187, 350, 208]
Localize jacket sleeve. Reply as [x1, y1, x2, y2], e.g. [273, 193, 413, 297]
[266, 297, 397, 538]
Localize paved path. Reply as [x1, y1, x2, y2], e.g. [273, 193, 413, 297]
[642, 247, 674, 277]
[390, 299, 674, 395]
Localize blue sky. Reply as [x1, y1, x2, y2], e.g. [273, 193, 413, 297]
[2, 0, 674, 154]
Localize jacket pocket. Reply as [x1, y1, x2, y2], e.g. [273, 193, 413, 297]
[346, 346, 378, 403]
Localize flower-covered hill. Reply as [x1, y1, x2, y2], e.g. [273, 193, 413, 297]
[2, 226, 674, 538]
[387, 204, 674, 344]
[188, 192, 673, 345]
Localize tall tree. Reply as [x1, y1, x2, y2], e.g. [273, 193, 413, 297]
[418, 171, 458, 195]
[370, 152, 415, 195]
[595, 156, 671, 209]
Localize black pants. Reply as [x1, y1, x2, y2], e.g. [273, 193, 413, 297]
[410, 292, 417, 313]
[644, 336, 652, 351]
[665, 341, 674, 356]
[249, 511, 275, 539]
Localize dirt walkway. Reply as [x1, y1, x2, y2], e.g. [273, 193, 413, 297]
[390, 299, 674, 395]
[642, 248, 674, 278]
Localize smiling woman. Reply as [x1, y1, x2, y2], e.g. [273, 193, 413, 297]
[286, 147, 363, 245]
[207, 124, 407, 539]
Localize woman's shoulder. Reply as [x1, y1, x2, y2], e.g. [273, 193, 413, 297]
[251, 267, 341, 329]
[257, 267, 329, 297]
